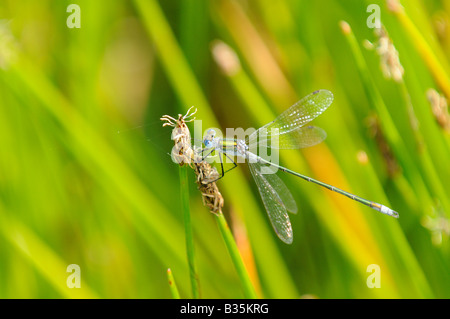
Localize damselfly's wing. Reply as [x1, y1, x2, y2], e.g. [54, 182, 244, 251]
[248, 162, 296, 244]
[248, 90, 333, 149]
[256, 125, 327, 149]
[262, 89, 333, 134]
[259, 166, 298, 214]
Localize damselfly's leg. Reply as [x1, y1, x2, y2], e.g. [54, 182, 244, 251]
[201, 147, 216, 162]
[223, 153, 238, 175]
[209, 152, 237, 182]
[202, 151, 238, 184]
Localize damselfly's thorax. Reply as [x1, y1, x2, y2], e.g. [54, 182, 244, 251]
[236, 139, 248, 156]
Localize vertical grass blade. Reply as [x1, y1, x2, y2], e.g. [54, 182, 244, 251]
[215, 213, 258, 299]
[167, 268, 181, 299]
[179, 165, 200, 299]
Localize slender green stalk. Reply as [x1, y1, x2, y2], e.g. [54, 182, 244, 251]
[179, 165, 200, 299]
[167, 268, 181, 299]
[215, 213, 258, 299]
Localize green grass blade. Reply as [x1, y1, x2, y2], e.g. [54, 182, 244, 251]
[167, 268, 181, 299]
[179, 165, 200, 299]
[215, 213, 257, 299]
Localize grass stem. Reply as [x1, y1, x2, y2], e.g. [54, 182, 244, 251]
[215, 213, 258, 299]
[167, 268, 181, 299]
[180, 165, 200, 299]
[179, 165, 200, 298]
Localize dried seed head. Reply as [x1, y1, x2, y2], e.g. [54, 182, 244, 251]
[356, 150, 369, 165]
[421, 201, 449, 246]
[194, 161, 224, 215]
[0, 20, 19, 69]
[161, 106, 197, 166]
[161, 109, 224, 214]
[432, 12, 449, 44]
[427, 89, 450, 132]
[211, 40, 241, 76]
[339, 20, 351, 35]
[366, 26, 404, 82]
[386, 0, 404, 13]
[366, 114, 400, 177]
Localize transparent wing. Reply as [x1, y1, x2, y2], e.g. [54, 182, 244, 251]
[261, 89, 333, 134]
[259, 165, 298, 214]
[248, 90, 333, 146]
[248, 162, 295, 244]
[254, 125, 327, 150]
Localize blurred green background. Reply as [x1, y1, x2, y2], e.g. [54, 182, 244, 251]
[0, 0, 449, 298]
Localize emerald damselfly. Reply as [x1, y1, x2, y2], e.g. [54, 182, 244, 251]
[202, 90, 398, 244]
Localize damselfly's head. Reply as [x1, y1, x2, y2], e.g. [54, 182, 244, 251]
[203, 129, 217, 148]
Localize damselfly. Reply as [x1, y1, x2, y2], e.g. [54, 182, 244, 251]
[201, 89, 398, 244]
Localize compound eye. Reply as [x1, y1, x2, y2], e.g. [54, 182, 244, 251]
[207, 129, 216, 137]
[203, 129, 216, 148]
